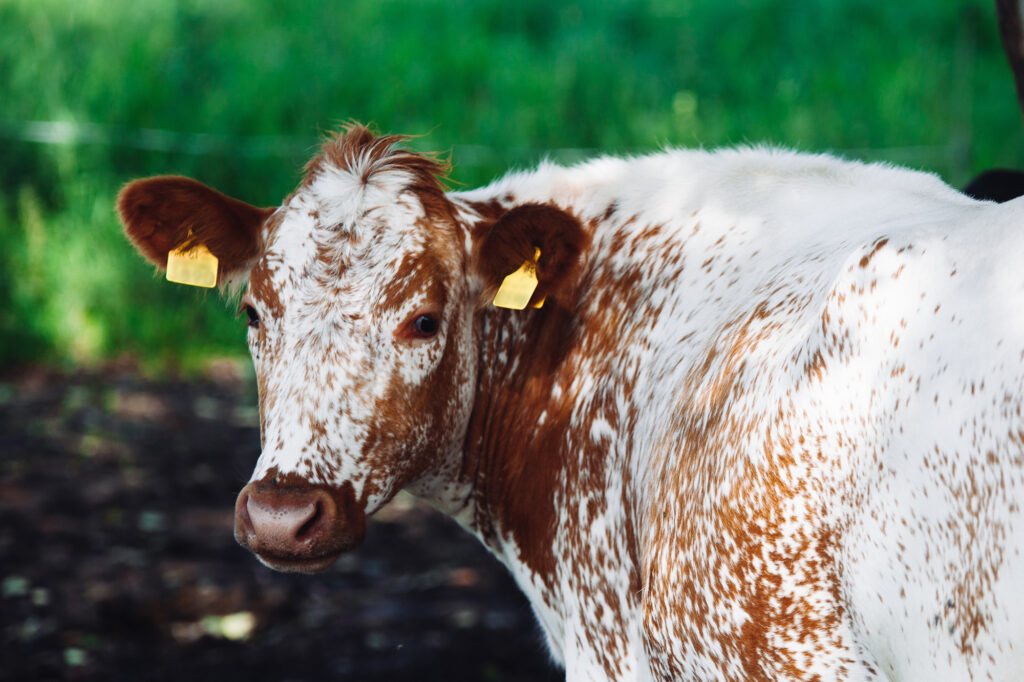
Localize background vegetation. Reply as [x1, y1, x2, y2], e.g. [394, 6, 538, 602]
[1, 0, 1021, 370]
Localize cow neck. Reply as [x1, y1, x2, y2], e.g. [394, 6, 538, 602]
[460, 296, 579, 582]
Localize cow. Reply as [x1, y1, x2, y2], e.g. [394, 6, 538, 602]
[963, 168, 1024, 203]
[117, 125, 1024, 681]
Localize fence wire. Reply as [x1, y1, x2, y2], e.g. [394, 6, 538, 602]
[0, 118, 961, 170]
[0, 119, 321, 158]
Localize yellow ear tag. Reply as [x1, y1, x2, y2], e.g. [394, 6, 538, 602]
[493, 247, 543, 310]
[166, 243, 219, 288]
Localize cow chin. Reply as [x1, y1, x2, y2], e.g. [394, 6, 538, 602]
[250, 537, 360, 575]
[260, 556, 338, 574]
[233, 475, 367, 574]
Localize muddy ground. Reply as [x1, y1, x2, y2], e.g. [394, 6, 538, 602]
[0, 363, 562, 681]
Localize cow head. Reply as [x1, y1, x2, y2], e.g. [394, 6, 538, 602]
[117, 125, 587, 573]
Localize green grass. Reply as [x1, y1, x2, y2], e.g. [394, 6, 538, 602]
[1, 0, 1021, 368]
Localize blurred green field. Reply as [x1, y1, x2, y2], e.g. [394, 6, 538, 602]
[1, 0, 1021, 370]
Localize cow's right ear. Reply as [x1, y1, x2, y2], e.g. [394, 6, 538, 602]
[116, 176, 273, 284]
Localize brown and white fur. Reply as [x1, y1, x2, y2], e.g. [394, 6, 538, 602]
[119, 125, 1024, 681]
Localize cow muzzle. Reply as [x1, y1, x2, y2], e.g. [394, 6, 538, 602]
[233, 475, 366, 573]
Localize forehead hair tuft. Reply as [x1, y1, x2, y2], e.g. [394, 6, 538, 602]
[303, 123, 450, 202]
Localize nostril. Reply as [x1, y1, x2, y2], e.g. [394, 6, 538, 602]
[235, 491, 255, 535]
[296, 499, 323, 540]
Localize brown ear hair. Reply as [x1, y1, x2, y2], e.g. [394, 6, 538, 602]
[116, 176, 273, 283]
[473, 203, 590, 309]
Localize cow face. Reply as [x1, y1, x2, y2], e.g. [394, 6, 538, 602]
[118, 126, 587, 573]
[235, 133, 484, 573]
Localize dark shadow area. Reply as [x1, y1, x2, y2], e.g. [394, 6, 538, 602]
[962, 168, 1024, 202]
[0, 364, 562, 681]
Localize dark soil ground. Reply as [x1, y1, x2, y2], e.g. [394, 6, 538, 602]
[0, 362, 562, 681]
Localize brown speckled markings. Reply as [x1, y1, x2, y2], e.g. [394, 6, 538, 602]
[119, 128, 1024, 681]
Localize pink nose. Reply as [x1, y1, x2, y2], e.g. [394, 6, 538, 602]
[234, 476, 365, 573]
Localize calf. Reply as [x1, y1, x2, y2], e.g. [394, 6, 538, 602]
[118, 125, 1024, 681]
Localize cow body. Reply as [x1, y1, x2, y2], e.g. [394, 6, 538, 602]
[118, 129, 1024, 681]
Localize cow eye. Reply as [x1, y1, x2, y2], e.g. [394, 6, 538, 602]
[242, 305, 260, 329]
[410, 314, 439, 339]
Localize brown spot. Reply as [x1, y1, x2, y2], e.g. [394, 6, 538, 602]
[377, 248, 449, 317]
[804, 348, 827, 382]
[464, 199, 508, 229]
[247, 260, 284, 322]
[601, 202, 619, 222]
[858, 237, 889, 268]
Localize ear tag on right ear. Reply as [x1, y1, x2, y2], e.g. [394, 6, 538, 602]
[493, 247, 541, 310]
[166, 243, 219, 288]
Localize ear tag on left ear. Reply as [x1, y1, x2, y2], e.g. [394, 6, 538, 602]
[493, 247, 542, 310]
[166, 243, 219, 288]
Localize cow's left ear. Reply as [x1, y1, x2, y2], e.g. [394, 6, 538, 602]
[473, 203, 590, 309]
[117, 175, 274, 285]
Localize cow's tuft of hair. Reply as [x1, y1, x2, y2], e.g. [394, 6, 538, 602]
[305, 124, 450, 207]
